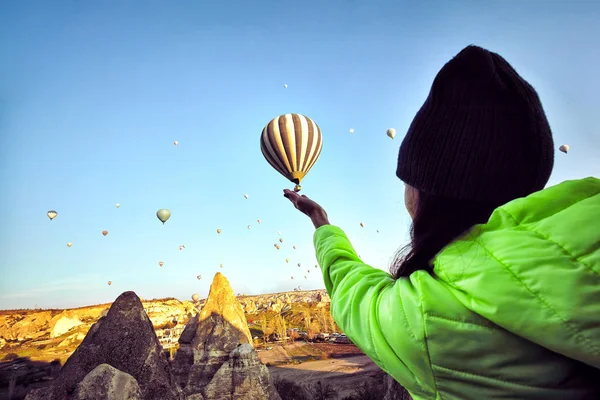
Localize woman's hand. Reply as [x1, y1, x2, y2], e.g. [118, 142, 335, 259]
[283, 189, 330, 229]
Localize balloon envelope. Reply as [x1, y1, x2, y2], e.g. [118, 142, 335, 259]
[156, 209, 171, 224]
[67, 242, 72, 247]
[108, 281, 112, 285]
[197, 275, 201, 280]
[260, 113, 323, 187]
[159, 261, 164, 267]
[102, 231, 108, 236]
[387, 128, 396, 139]
[116, 203, 120, 208]
[559, 144, 569, 154]
[192, 293, 199, 302]
[47, 210, 57, 220]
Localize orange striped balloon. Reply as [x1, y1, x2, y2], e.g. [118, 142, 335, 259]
[260, 113, 323, 190]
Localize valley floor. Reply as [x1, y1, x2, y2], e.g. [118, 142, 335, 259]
[0, 342, 383, 400]
[269, 355, 383, 399]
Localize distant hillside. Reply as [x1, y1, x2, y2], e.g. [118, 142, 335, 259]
[0, 289, 333, 364]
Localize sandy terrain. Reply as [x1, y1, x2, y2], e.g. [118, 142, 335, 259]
[268, 355, 384, 398]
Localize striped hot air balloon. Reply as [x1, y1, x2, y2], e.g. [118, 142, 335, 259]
[260, 113, 323, 192]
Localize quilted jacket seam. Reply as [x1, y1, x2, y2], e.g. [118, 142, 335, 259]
[430, 364, 563, 390]
[426, 314, 495, 330]
[497, 206, 599, 275]
[417, 273, 441, 399]
[477, 235, 600, 356]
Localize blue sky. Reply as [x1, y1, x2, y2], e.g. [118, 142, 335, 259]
[1, 0, 598, 309]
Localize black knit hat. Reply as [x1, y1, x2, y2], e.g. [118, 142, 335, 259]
[396, 45, 554, 204]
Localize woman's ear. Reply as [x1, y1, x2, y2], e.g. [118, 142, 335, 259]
[404, 184, 419, 219]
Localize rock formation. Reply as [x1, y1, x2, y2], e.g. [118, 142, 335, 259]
[51, 310, 84, 338]
[172, 272, 281, 400]
[204, 343, 282, 400]
[25, 291, 183, 400]
[72, 364, 142, 400]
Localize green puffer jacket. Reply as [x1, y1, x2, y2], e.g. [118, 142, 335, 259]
[314, 177, 600, 400]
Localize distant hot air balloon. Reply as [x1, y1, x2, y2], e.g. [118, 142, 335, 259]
[293, 245, 296, 250]
[297, 263, 301, 267]
[360, 222, 365, 228]
[116, 203, 120, 208]
[220, 263, 224, 268]
[291, 276, 294, 280]
[307, 269, 310, 273]
[108, 281, 112, 286]
[304, 276, 307, 279]
[277, 231, 281, 236]
[279, 238, 284, 243]
[284, 84, 288, 88]
[260, 113, 323, 193]
[159, 261, 164, 267]
[349, 128, 355, 134]
[197, 274, 201, 280]
[244, 194, 249, 199]
[174, 141, 179, 146]
[156, 209, 171, 224]
[559, 144, 570, 154]
[257, 219, 261, 224]
[102, 230, 108, 236]
[67, 242, 72, 248]
[376, 230, 380, 233]
[387, 128, 396, 139]
[192, 293, 199, 302]
[247, 225, 251, 229]
[179, 246, 184, 251]
[286, 258, 290, 263]
[217, 229, 222, 234]
[315, 264, 318, 268]
[47, 210, 57, 221]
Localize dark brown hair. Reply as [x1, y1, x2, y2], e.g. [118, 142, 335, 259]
[390, 189, 503, 278]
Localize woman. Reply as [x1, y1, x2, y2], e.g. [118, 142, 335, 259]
[284, 45, 600, 400]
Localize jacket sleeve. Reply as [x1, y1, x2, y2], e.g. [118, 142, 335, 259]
[313, 225, 434, 398]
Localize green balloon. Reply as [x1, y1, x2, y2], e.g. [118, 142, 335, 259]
[156, 208, 171, 224]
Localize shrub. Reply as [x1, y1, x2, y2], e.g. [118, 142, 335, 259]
[304, 380, 338, 400]
[341, 380, 386, 400]
[273, 377, 309, 400]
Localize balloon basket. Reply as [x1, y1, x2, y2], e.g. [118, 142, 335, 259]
[293, 184, 302, 192]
